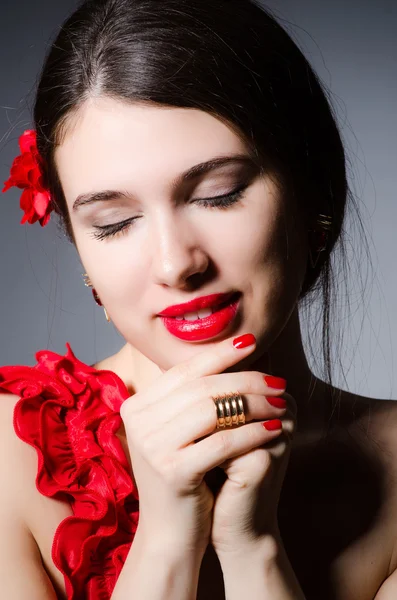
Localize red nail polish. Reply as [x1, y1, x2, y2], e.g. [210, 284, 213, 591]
[263, 419, 282, 431]
[266, 396, 287, 409]
[233, 333, 256, 349]
[264, 375, 286, 390]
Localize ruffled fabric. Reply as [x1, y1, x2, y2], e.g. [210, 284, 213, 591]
[0, 343, 140, 599]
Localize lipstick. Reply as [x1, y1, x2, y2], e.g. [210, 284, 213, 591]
[158, 292, 241, 341]
[158, 292, 237, 318]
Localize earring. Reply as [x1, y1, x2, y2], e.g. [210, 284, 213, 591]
[308, 214, 332, 269]
[82, 273, 111, 323]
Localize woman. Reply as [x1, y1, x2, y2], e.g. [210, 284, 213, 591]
[0, 0, 396, 598]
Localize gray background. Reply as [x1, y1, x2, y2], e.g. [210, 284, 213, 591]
[0, 0, 396, 399]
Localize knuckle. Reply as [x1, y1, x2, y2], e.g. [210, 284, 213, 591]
[283, 420, 296, 441]
[174, 360, 195, 384]
[284, 392, 297, 416]
[282, 416, 295, 437]
[139, 432, 157, 457]
[213, 344, 226, 363]
[252, 371, 266, 392]
[247, 447, 272, 472]
[213, 430, 232, 460]
[246, 422, 260, 446]
[119, 398, 132, 421]
[122, 411, 145, 439]
[160, 453, 187, 488]
[159, 454, 178, 485]
[194, 379, 218, 423]
[197, 376, 213, 399]
[238, 372, 256, 394]
[256, 449, 273, 473]
[162, 455, 201, 491]
[198, 397, 214, 426]
[238, 371, 265, 394]
[268, 436, 288, 458]
[120, 395, 141, 422]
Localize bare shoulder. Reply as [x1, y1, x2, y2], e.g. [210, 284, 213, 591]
[338, 392, 397, 465]
[351, 395, 397, 452]
[0, 389, 39, 467]
[0, 391, 35, 480]
[363, 397, 397, 577]
[0, 390, 40, 533]
[326, 391, 397, 515]
[0, 391, 57, 598]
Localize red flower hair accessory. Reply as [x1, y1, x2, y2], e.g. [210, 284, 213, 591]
[2, 129, 53, 226]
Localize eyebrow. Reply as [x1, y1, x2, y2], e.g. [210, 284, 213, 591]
[72, 153, 258, 212]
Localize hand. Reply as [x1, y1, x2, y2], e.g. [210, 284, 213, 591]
[119, 333, 285, 555]
[210, 388, 296, 558]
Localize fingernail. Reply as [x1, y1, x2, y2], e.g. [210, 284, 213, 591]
[263, 419, 282, 431]
[264, 375, 287, 390]
[266, 396, 287, 409]
[233, 333, 256, 349]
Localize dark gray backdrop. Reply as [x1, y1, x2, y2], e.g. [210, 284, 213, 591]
[0, 0, 396, 399]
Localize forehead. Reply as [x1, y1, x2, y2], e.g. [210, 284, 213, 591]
[55, 97, 247, 198]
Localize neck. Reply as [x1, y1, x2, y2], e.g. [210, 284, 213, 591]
[231, 306, 333, 446]
[253, 307, 325, 423]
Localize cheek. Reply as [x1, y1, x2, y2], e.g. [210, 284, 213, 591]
[76, 236, 146, 305]
[226, 201, 307, 304]
[215, 205, 282, 274]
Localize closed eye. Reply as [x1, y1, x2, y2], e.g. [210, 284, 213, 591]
[90, 183, 248, 241]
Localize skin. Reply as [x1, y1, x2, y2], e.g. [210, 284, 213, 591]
[55, 97, 313, 408]
[51, 96, 397, 598]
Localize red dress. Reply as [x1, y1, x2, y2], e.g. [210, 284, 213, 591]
[0, 343, 140, 599]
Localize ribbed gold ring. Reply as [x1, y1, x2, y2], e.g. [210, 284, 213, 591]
[213, 393, 246, 429]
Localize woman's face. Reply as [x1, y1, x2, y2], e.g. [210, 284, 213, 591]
[55, 97, 308, 369]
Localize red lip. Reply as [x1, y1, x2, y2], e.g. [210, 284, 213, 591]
[158, 292, 239, 317]
[159, 295, 241, 341]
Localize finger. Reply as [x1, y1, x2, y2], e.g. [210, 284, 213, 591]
[264, 427, 292, 458]
[282, 392, 297, 419]
[149, 392, 287, 449]
[279, 393, 297, 438]
[139, 370, 288, 428]
[138, 334, 286, 411]
[265, 404, 296, 459]
[181, 420, 283, 476]
[141, 333, 259, 408]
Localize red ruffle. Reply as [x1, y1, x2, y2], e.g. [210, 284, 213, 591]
[0, 343, 139, 599]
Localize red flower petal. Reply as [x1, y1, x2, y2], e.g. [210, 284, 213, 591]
[2, 177, 15, 193]
[33, 190, 52, 218]
[19, 129, 37, 154]
[3, 129, 54, 228]
[39, 211, 52, 227]
[27, 165, 43, 189]
[8, 155, 32, 188]
[20, 189, 38, 224]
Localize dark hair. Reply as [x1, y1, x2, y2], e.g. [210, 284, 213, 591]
[33, 0, 367, 394]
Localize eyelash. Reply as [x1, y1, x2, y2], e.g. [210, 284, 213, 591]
[90, 184, 248, 241]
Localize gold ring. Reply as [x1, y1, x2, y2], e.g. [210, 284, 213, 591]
[213, 393, 246, 429]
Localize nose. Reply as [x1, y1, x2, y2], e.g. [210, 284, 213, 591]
[150, 211, 209, 288]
